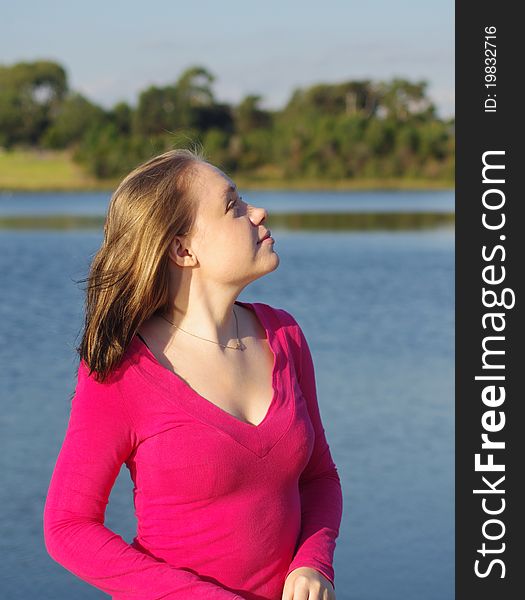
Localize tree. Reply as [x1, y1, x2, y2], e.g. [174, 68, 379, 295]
[110, 102, 132, 136]
[283, 80, 379, 118]
[0, 60, 68, 146]
[133, 84, 180, 136]
[234, 95, 271, 133]
[175, 66, 215, 106]
[377, 78, 435, 121]
[42, 93, 105, 148]
[132, 66, 224, 136]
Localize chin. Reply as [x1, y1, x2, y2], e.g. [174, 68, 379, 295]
[249, 253, 280, 283]
[264, 252, 280, 272]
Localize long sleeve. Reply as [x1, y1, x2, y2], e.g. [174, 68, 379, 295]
[283, 315, 343, 589]
[43, 359, 243, 600]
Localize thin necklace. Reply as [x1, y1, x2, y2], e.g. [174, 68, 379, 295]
[159, 306, 246, 350]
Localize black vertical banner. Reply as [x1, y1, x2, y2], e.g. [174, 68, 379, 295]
[456, 2, 523, 599]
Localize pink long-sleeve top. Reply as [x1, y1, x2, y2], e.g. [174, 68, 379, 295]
[43, 301, 343, 600]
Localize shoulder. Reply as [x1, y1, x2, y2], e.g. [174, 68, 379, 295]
[74, 357, 137, 422]
[74, 358, 125, 407]
[252, 301, 305, 346]
[76, 356, 132, 390]
[251, 300, 295, 324]
[253, 303, 314, 385]
[68, 359, 138, 454]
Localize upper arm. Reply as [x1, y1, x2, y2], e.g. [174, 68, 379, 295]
[45, 360, 136, 521]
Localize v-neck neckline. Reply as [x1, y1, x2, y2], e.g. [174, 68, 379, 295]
[129, 300, 293, 457]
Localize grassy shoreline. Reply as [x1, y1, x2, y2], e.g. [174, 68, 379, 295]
[0, 211, 455, 231]
[0, 150, 454, 192]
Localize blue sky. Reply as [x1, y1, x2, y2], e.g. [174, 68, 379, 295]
[1, 0, 454, 117]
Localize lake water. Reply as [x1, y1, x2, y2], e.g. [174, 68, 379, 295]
[0, 188, 454, 216]
[0, 190, 454, 600]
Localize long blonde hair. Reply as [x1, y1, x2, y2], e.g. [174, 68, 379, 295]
[76, 147, 205, 382]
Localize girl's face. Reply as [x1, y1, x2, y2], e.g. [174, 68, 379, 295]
[174, 161, 279, 286]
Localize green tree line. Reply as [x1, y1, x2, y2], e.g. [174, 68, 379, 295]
[0, 60, 454, 181]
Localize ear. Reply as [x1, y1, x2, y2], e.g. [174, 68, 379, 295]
[168, 235, 197, 268]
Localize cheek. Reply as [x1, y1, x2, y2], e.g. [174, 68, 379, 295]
[203, 239, 251, 276]
[195, 223, 255, 274]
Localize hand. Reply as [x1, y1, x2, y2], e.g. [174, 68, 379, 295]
[282, 567, 336, 600]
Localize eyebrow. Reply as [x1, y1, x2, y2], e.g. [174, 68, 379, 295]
[223, 184, 238, 212]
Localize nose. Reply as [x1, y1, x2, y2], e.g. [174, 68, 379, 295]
[250, 205, 268, 225]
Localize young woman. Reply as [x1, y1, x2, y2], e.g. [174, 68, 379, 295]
[43, 149, 343, 600]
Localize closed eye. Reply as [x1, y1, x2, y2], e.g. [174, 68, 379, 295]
[228, 196, 244, 213]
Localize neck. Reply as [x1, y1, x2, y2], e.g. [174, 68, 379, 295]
[160, 282, 245, 346]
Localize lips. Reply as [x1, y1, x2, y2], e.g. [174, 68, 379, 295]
[258, 230, 272, 243]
